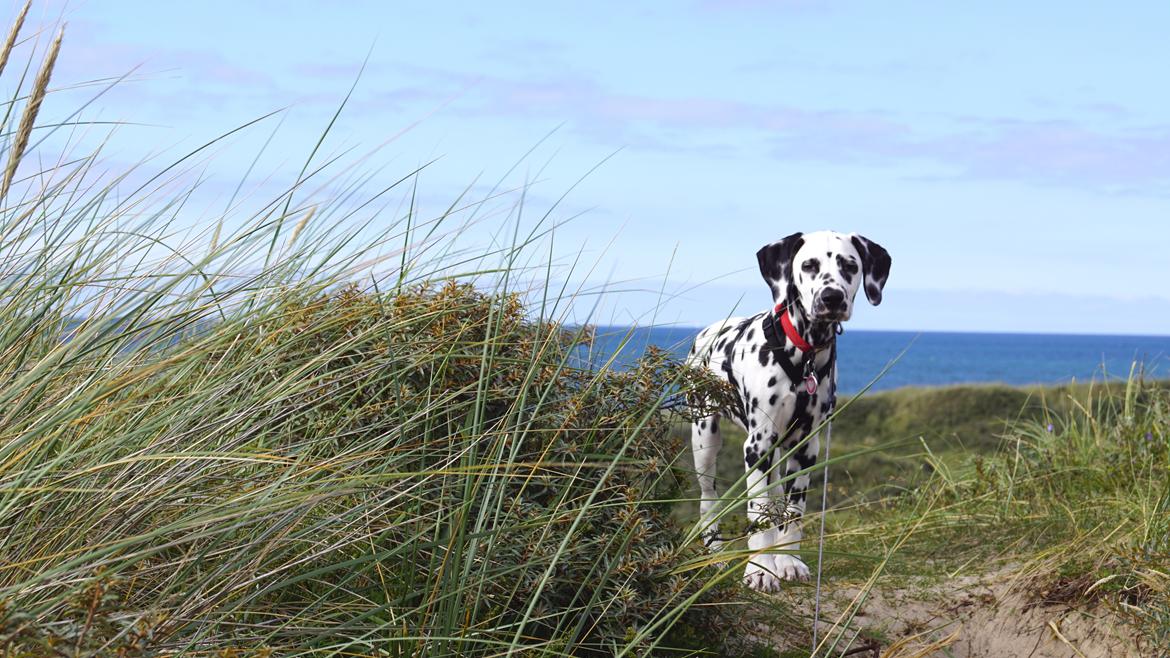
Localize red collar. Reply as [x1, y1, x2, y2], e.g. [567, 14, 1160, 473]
[775, 302, 816, 352]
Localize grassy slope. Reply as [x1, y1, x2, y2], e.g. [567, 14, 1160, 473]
[831, 375, 1169, 653]
[675, 378, 1168, 514]
[673, 378, 1169, 654]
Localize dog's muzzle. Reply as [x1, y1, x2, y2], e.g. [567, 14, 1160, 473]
[813, 288, 848, 319]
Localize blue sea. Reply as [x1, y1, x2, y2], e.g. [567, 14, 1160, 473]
[577, 327, 1170, 395]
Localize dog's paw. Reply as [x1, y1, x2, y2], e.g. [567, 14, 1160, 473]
[743, 560, 783, 592]
[772, 554, 810, 582]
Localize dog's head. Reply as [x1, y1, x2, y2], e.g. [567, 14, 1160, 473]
[756, 230, 891, 323]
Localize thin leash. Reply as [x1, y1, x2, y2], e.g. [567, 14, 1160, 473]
[810, 416, 831, 655]
[810, 324, 840, 656]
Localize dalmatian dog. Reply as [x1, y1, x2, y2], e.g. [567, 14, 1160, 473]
[687, 230, 891, 592]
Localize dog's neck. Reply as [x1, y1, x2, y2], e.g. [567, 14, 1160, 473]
[778, 301, 837, 351]
[761, 300, 837, 393]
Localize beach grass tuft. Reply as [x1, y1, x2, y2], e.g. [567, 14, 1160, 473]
[0, 11, 767, 656]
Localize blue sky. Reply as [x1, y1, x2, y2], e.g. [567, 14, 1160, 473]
[25, 1, 1170, 334]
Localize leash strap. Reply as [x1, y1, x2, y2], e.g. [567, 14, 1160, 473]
[810, 375, 834, 654]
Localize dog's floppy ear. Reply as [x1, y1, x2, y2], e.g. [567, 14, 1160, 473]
[850, 234, 892, 306]
[756, 232, 804, 303]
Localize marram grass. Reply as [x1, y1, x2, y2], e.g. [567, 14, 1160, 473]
[0, 11, 760, 657]
[0, 280, 749, 656]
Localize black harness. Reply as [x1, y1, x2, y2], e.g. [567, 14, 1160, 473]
[761, 305, 837, 397]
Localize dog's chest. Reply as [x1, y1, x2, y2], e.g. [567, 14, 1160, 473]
[735, 362, 832, 437]
[695, 314, 835, 435]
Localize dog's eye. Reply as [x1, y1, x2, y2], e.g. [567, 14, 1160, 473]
[801, 260, 818, 273]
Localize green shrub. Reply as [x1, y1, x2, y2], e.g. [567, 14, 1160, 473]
[0, 280, 756, 656]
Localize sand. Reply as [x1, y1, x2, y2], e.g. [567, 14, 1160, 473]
[790, 569, 1152, 658]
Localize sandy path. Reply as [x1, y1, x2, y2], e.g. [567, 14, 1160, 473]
[792, 570, 1152, 658]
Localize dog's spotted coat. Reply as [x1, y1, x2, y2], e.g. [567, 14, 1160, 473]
[687, 230, 891, 592]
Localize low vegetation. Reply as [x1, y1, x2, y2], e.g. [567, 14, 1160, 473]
[0, 280, 764, 655]
[772, 377, 1166, 655]
[840, 374, 1170, 652]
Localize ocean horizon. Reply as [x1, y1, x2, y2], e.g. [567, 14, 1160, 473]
[576, 326, 1170, 395]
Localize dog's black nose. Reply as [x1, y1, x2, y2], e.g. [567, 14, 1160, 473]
[820, 288, 846, 310]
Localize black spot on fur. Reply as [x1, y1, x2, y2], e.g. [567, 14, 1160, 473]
[836, 254, 858, 284]
[744, 446, 758, 468]
[747, 431, 779, 474]
[795, 449, 816, 470]
[769, 393, 778, 406]
[721, 360, 748, 426]
[767, 376, 776, 387]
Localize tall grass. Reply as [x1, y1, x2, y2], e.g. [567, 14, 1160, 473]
[993, 374, 1169, 647]
[829, 372, 1170, 652]
[0, 13, 763, 656]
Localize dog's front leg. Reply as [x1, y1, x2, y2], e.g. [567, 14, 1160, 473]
[769, 432, 819, 582]
[743, 430, 782, 592]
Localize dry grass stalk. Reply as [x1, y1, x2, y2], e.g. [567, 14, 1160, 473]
[285, 205, 316, 250]
[1046, 619, 1089, 658]
[210, 217, 223, 252]
[880, 628, 960, 658]
[2, 23, 63, 200]
[0, 0, 31, 79]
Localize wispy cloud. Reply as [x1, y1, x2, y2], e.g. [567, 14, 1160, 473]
[694, 0, 840, 15]
[369, 62, 1170, 193]
[769, 116, 1170, 192]
[47, 17, 1170, 196]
